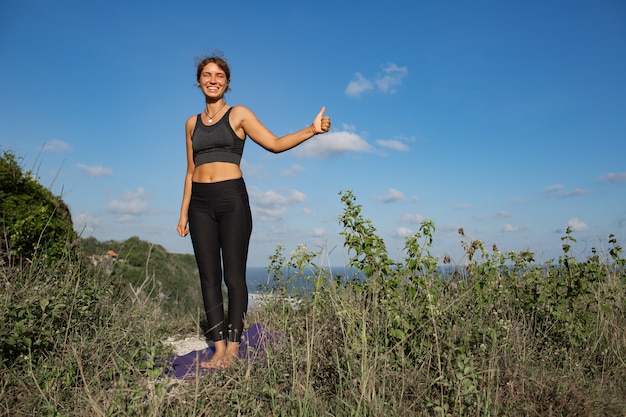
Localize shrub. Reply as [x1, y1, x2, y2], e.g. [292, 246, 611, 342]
[0, 150, 77, 262]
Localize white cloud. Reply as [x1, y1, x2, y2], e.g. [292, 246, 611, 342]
[393, 227, 414, 238]
[74, 211, 102, 234]
[402, 213, 426, 224]
[598, 172, 626, 184]
[76, 163, 113, 177]
[249, 186, 307, 222]
[115, 214, 137, 223]
[495, 211, 510, 218]
[376, 63, 408, 94]
[345, 62, 408, 98]
[281, 164, 305, 178]
[454, 203, 474, 210]
[376, 188, 405, 203]
[288, 189, 306, 203]
[543, 184, 564, 193]
[107, 187, 149, 218]
[376, 139, 409, 152]
[567, 217, 588, 232]
[311, 228, 325, 237]
[345, 73, 374, 97]
[41, 139, 71, 152]
[502, 224, 522, 233]
[543, 184, 588, 198]
[567, 188, 588, 197]
[241, 160, 270, 179]
[295, 131, 371, 158]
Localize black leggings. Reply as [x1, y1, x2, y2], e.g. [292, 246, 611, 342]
[188, 178, 252, 343]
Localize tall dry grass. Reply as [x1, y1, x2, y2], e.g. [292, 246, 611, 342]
[2, 191, 625, 416]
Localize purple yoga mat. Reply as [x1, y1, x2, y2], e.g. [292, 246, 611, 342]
[163, 323, 278, 379]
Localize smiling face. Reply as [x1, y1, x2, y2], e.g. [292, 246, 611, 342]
[197, 60, 230, 99]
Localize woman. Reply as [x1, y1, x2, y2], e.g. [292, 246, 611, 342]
[176, 55, 331, 369]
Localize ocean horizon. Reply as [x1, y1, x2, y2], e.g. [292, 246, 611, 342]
[245, 265, 361, 294]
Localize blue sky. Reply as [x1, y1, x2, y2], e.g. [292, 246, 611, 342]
[1, 0, 625, 267]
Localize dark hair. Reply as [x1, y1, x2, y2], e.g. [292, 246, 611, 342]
[196, 55, 231, 92]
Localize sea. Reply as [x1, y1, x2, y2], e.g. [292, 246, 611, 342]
[245, 265, 362, 306]
[245, 265, 361, 291]
[245, 265, 457, 306]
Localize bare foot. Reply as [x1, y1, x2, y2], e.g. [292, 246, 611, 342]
[200, 349, 238, 370]
[200, 358, 224, 369]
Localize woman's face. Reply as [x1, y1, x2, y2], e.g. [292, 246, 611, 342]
[198, 62, 229, 98]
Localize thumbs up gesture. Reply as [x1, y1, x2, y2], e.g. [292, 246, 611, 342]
[311, 106, 331, 134]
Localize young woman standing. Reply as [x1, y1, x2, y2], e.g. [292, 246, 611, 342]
[176, 55, 331, 369]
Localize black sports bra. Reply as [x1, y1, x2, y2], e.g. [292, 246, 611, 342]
[192, 108, 245, 166]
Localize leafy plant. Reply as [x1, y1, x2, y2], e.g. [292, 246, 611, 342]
[339, 190, 395, 277]
[0, 150, 77, 262]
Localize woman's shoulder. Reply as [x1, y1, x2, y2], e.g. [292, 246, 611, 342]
[186, 114, 200, 124]
[229, 104, 252, 114]
[185, 114, 199, 135]
[229, 105, 257, 122]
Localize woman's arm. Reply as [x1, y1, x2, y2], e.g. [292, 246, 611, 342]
[233, 106, 330, 153]
[176, 116, 196, 237]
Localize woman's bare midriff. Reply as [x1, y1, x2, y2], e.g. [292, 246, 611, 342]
[192, 162, 242, 183]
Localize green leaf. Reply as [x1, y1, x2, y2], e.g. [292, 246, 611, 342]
[390, 328, 405, 340]
[39, 298, 49, 312]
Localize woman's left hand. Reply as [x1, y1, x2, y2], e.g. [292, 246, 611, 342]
[312, 107, 331, 134]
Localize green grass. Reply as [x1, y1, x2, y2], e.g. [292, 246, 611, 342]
[1, 191, 625, 416]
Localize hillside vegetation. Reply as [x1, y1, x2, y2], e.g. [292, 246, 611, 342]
[1, 152, 624, 416]
[0, 150, 76, 262]
[79, 236, 201, 316]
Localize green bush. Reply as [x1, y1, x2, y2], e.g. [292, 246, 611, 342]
[0, 242, 169, 416]
[0, 254, 115, 364]
[79, 235, 202, 316]
[0, 150, 77, 262]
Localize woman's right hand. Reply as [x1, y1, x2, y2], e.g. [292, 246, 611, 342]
[177, 217, 189, 237]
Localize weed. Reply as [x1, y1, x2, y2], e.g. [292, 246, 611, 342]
[1, 190, 625, 416]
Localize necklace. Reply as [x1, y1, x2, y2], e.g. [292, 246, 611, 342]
[204, 102, 226, 123]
